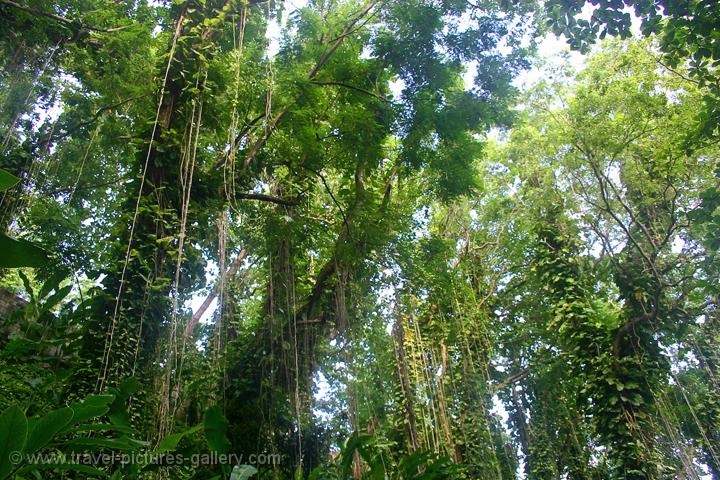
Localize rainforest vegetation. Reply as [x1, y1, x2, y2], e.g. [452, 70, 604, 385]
[0, 0, 719, 478]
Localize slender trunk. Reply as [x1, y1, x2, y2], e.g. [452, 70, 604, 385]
[343, 346, 363, 480]
[393, 306, 419, 452]
[437, 339, 460, 462]
[510, 387, 531, 467]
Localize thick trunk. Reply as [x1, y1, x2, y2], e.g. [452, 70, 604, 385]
[76, 2, 237, 396]
[510, 387, 531, 466]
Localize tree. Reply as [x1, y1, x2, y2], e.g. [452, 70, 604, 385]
[543, 0, 720, 139]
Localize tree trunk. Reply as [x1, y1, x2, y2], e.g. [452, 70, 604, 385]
[393, 306, 419, 452]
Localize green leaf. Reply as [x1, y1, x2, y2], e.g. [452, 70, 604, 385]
[155, 432, 187, 454]
[17, 462, 106, 477]
[38, 270, 69, 299]
[230, 465, 258, 480]
[0, 405, 28, 480]
[42, 285, 72, 311]
[156, 424, 202, 453]
[0, 169, 19, 192]
[204, 406, 230, 455]
[64, 436, 146, 451]
[340, 433, 373, 471]
[65, 394, 115, 427]
[17, 270, 33, 299]
[0, 234, 49, 268]
[25, 407, 74, 455]
[107, 378, 140, 428]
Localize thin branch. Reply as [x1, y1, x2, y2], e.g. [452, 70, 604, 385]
[596, 162, 660, 251]
[587, 160, 663, 284]
[308, 0, 379, 80]
[325, 0, 383, 45]
[1, 0, 76, 26]
[302, 165, 352, 236]
[239, 0, 380, 170]
[214, 113, 265, 169]
[297, 318, 323, 325]
[240, 110, 286, 169]
[39, 94, 148, 145]
[47, 176, 131, 196]
[0, 0, 130, 33]
[657, 60, 701, 86]
[492, 369, 530, 392]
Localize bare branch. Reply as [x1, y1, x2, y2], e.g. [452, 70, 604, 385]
[235, 191, 301, 206]
[492, 369, 530, 392]
[184, 249, 247, 339]
[303, 165, 352, 236]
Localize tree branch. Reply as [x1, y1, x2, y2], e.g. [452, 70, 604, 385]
[184, 249, 247, 339]
[492, 369, 530, 392]
[0, 0, 130, 33]
[1, 0, 76, 26]
[240, 110, 286, 169]
[39, 94, 148, 145]
[235, 191, 301, 206]
[214, 113, 265, 170]
[302, 165, 352, 236]
[657, 60, 701, 86]
[305, 261, 337, 321]
[612, 309, 657, 357]
[240, 0, 380, 170]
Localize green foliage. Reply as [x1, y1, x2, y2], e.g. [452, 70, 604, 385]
[0, 235, 49, 268]
[0, 169, 48, 268]
[0, 169, 19, 192]
[24, 406, 74, 454]
[543, 0, 720, 139]
[156, 424, 203, 453]
[0, 0, 718, 478]
[0, 394, 145, 479]
[0, 406, 26, 479]
[308, 433, 459, 480]
[204, 404, 233, 478]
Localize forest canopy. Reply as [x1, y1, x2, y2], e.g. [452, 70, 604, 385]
[0, 0, 718, 479]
